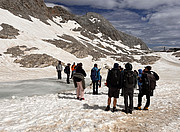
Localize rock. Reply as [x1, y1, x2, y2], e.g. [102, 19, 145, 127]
[4, 45, 39, 57]
[172, 52, 180, 58]
[0, 23, 19, 39]
[138, 56, 160, 65]
[14, 54, 58, 68]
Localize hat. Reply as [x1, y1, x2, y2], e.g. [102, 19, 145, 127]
[67, 63, 71, 65]
[145, 66, 151, 71]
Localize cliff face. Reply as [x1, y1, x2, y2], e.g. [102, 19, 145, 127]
[0, 0, 158, 68]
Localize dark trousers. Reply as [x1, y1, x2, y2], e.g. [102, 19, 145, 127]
[57, 71, 62, 79]
[93, 80, 98, 94]
[67, 74, 70, 84]
[124, 90, 133, 112]
[138, 92, 150, 107]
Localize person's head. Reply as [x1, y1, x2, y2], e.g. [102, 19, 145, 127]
[73, 62, 75, 65]
[79, 63, 83, 67]
[113, 63, 119, 69]
[145, 66, 151, 71]
[67, 63, 71, 66]
[94, 64, 97, 67]
[58, 61, 61, 64]
[138, 69, 142, 74]
[125, 63, 132, 70]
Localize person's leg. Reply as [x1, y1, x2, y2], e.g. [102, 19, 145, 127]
[96, 80, 99, 94]
[113, 98, 117, 107]
[145, 93, 150, 108]
[67, 74, 70, 84]
[59, 71, 62, 79]
[105, 97, 111, 111]
[124, 92, 128, 113]
[76, 82, 80, 99]
[138, 92, 143, 107]
[57, 71, 60, 79]
[79, 81, 84, 99]
[129, 91, 134, 113]
[92, 81, 96, 94]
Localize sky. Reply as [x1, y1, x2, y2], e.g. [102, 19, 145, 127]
[44, 0, 180, 50]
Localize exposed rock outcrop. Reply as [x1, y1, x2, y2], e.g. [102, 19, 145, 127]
[4, 45, 59, 68]
[4, 45, 38, 57]
[14, 54, 58, 68]
[137, 56, 160, 65]
[0, 23, 19, 39]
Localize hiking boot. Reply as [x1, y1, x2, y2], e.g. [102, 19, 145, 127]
[105, 105, 110, 111]
[134, 106, 141, 110]
[77, 97, 80, 100]
[80, 98, 85, 101]
[112, 107, 117, 112]
[122, 109, 128, 114]
[143, 107, 148, 110]
[129, 110, 132, 114]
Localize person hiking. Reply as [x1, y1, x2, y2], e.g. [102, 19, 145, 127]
[136, 66, 159, 110]
[71, 62, 76, 79]
[105, 63, 123, 112]
[64, 63, 71, 84]
[73, 63, 86, 100]
[90, 64, 101, 95]
[122, 63, 137, 114]
[137, 69, 143, 91]
[134, 70, 138, 89]
[56, 61, 63, 79]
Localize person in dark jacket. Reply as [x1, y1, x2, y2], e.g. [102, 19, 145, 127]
[90, 64, 101, 95]
[73, 63, 86, 100]
[64, 63, 71, 84]
[105, 63, 123, 112]
[123, 63, 137, 114]
[137, 66, 159, 110]
[56, 61, 63, 79]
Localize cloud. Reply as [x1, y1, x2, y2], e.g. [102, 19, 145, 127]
[44, 0, 119, 9]
[45, 0, 180, 10]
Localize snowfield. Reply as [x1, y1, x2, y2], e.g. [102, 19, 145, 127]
[0, 53, 180, 132]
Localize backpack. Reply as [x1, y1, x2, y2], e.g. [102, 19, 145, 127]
[64, 66, 67, 74]
[124, 70, 135, 88]
[91, 68, 98, 81]
[143, 72, 157, 91]
[108, 69, 121, 88]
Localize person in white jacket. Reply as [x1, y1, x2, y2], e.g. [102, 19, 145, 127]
[56, 61, 63, 79]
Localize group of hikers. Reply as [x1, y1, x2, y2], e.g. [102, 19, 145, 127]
[56, 61, 159, 114]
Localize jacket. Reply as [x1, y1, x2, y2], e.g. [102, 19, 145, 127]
[73, 72, 86, 89]
[56, 64, 62, 71]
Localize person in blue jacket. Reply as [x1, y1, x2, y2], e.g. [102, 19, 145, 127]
[138, 69, 143, 92]
[91, 64, 101, 95]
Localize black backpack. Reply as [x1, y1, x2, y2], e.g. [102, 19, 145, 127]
[143, 72, 159, 91]
[107, 69, 121, 88]
[123, 70, 135, 88]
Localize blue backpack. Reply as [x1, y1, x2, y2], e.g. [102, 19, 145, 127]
[91, 68, 98, 81]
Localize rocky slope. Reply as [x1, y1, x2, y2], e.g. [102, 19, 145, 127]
[0, 0, 159, 68]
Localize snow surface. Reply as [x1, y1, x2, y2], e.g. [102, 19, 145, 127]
[0, 52, 180, 132]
